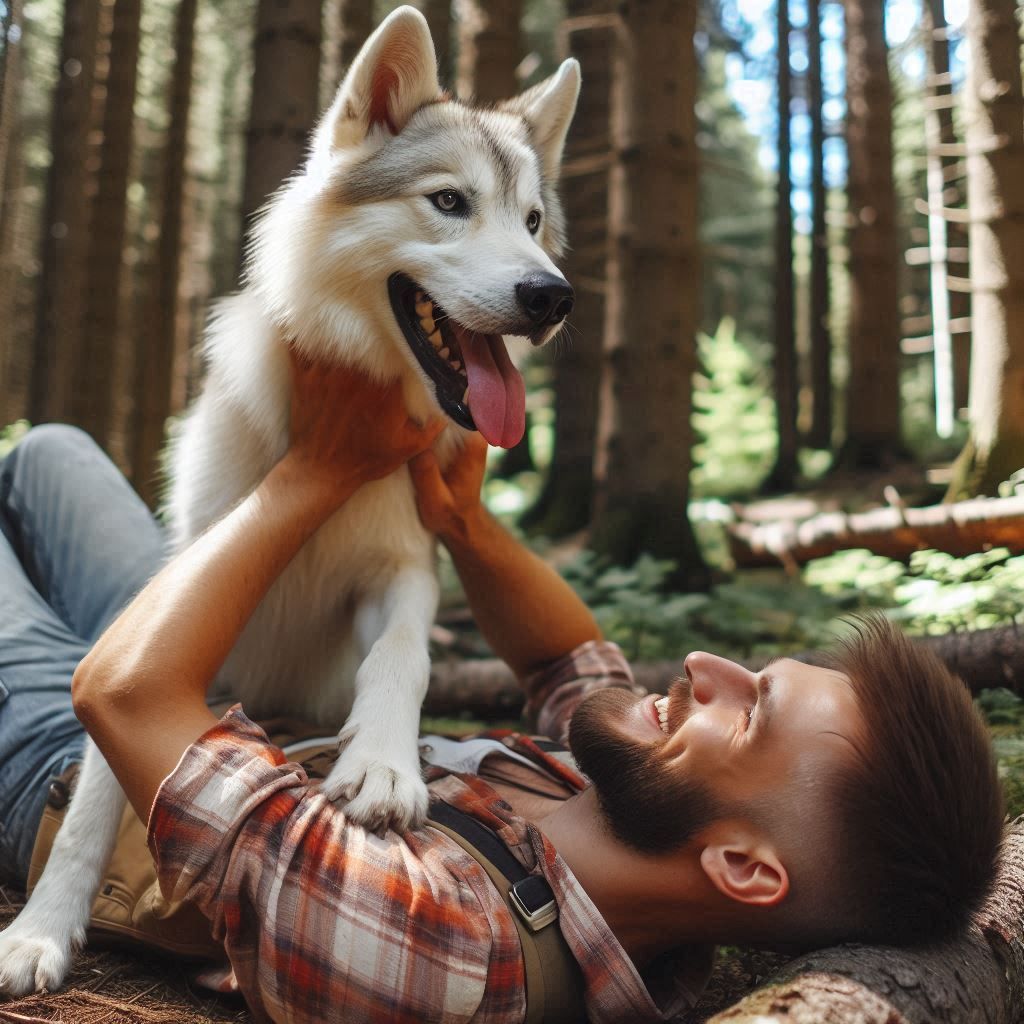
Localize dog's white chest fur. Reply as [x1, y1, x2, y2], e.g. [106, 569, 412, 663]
[164, 292, 451, 726]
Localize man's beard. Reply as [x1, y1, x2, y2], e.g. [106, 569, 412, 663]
[568, 683, 719, 856]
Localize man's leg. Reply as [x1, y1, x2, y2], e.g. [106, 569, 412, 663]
[0, 423, 168, 643]
[0, 425, 167, 883]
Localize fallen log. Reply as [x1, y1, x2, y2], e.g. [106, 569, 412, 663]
[701, 817, 1024, 1024]
[424, 622, 1024, 717]
[728, 492, 1024, 569]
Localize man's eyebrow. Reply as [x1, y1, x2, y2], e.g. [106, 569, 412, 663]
[754, 669, 777, 740]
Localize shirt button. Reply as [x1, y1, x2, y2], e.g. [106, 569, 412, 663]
[47, 780, 70, 809]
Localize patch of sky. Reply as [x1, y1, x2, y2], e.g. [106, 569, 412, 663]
[720, 0, 971, 222]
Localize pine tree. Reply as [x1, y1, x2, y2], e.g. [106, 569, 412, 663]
[590, 0, 707, 586]
[838, 0, 905, 469]
[947, 0, 1024, 497]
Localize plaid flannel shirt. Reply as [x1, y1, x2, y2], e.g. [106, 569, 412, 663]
[147, 640, 712, 1023]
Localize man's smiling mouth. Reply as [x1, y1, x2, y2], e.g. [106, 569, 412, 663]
[387, 272, 526, 448]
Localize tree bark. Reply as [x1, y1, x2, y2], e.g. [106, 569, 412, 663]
[727, 492, 1024, 568]
[703, 818, 1024, 1023]
[416, 0, 451, 86]
[130, 0, 196, 505]
[423, 622, 1024, 717]
[71, 0, 142, 448]
[837, 0, 905, 470]
[0, 0, 24, 424]
[455, 0, 521, 103]
[28, 0, 102, 424]
[764, 0, 797, 491]
[946, 0, 1024, 499]
[521, 1, 614, 538]
[922, 0, 956, 441]
[337, 0, 373, 77]
[589, 0, 707, 588]
[805, 0, 831, 451]
[237, 0, 322, 263]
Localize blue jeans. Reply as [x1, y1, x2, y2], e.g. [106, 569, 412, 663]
[0, 425, 167, 885]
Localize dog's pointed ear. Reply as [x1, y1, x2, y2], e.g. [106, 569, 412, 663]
[498, 59, 581, 179]
[316, 6, 440, 153]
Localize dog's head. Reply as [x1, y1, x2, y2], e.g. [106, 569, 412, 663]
[247, 5, 580, 448]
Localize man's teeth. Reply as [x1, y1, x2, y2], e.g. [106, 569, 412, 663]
[655, 696, 670, 734]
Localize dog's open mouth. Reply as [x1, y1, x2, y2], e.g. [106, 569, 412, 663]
[388, 272, 526, 448]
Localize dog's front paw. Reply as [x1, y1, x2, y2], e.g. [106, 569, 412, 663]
[0, 913, 81, 996]
[322, 738, 429, 833]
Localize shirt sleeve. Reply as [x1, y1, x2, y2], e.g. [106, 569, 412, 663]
[523, 640, 644, 746]
[147, 706, 508, 1024]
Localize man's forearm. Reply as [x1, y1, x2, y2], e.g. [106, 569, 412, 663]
[443, 509, 601, 679]
[75, 457, 354, 714]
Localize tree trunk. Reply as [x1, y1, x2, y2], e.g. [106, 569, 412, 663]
[837, 0, 905, 470]
[0, 0, 24, 424]
[130, 0, 196, 506]
[922, 0, 956, 440]
[704, 819, 1024, 1023]
[521, 0, 613, 537]
[337, 0, 373, 77]
[455, 0, 521, 103]
[805, 0, 831, 451]
[237, 0, 322, 263]
[946, 0, 1024, 499]
[71, 0, 142, 447]
[423, 622, 1024, 717]
[417, 0, 451, 86]
[727, 491, 1024, 567]
[764, 0, 797, 491]
[589, 0, 707, 588]
[28, 0, 102, 424]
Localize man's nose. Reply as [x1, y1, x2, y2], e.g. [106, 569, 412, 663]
[516, 273, 575, 326]
[684, 652, 758, 706]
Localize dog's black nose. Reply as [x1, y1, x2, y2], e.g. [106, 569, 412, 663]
[516, 273, 575, 327]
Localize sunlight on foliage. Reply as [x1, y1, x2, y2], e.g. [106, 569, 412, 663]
[0, 420, 29, 458]
[692, 318, 776, 497]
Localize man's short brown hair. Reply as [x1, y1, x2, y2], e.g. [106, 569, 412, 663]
[825, 616, 1004, 946]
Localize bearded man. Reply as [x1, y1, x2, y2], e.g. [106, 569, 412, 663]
[0, 359, 1004, 1023]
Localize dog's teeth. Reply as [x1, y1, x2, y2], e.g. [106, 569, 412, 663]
[429, 330, 442, 348]
[439, 347, 450, 359]
[450, 360, 461, 371]
[415, 300, 433, 318]
[419, 315, 435, 334]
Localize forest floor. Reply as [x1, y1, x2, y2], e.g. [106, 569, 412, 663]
[0, 879, 795, 1023]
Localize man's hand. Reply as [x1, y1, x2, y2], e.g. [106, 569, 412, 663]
[408, 433, 488, 544]
[286, 347, 445, 500]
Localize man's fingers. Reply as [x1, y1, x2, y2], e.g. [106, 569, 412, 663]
[408, 449, 441, 487]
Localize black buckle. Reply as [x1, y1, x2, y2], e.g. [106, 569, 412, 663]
[509, 875, 558, 931]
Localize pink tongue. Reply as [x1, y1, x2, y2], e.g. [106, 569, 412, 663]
[454, 327, 526, 448]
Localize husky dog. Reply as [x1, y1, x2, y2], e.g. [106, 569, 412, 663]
[0, 5, 579, 996]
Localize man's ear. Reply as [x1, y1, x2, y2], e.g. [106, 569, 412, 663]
[498, 59, 581, 180]
[315, 5, 440, 154]
[700, 839, 789, 907]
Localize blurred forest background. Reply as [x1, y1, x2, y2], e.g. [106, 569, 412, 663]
[2, 1, 1024, 1019]
[2, 0, 1023, 650]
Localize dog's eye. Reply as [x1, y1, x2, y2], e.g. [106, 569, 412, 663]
[429, 189, 467, 215]
[526, 210, 541, 234]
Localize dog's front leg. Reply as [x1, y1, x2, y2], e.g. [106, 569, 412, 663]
[0, 741, 125, 995]
[321, 564, 439, 832]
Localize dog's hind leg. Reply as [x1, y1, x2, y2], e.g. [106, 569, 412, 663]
[322, 563, 439, 832]
[0, 740, 125, 996]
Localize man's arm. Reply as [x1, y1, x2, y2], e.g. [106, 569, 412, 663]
[73, 354, 442, 823]
[409, 437, 602, 679]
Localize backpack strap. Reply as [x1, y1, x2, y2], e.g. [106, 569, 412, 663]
[428, 800, 587, 1024]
